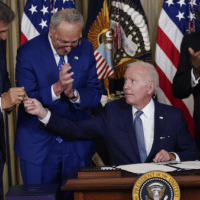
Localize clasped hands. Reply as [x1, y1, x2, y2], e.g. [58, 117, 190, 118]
[1, 87, 26, 111]
[53, 63, 77, 99]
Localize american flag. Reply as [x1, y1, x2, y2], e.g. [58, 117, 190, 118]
[20, 0, 75, 45]
[155, 0, 200, 137]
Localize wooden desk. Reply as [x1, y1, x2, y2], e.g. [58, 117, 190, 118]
[61, 168, 200, 200]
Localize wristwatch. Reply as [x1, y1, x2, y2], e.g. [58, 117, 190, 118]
[69, 89, 78, 99]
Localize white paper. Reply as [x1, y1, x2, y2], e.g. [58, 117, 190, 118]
[170, 160, 200, 170]
[116, 163, 176, 174]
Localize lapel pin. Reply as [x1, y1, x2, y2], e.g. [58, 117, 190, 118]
[160, 137, 165, 139]
[159, 116, 163, 119]
[74, 56, 79, 60]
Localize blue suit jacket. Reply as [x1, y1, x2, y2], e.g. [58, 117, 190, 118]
[15, 32, 102, 165]
[0, 40, 10, 161]
[45, 98, 200, 166]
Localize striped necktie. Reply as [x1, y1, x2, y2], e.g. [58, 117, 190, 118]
[56, 55, 65, 143]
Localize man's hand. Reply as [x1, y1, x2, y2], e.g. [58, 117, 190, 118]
[23, 97, 48, 119]
[153, 149, 176, 163]
[1, 87, 26, 111]
[189, 47, 200, 79]
[53, 63, 74, 96]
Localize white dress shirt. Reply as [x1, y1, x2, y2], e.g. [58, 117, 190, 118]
[132, 98, 180, 161]
[48, 34, 80, 103]
[191, 68, 200, 87]
[132, 99, 154, 156]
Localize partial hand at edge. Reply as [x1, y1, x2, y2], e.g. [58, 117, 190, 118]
[189, 47, 200, 79]
[1, 87, 27, 111]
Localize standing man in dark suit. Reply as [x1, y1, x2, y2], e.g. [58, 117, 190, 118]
[15, 7, 102, 193]
[24, 61, 200, 166]
[0, 2, 26, 199]
[172, 6, 200, 151]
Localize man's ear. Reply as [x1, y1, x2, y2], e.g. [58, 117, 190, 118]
[147, 81, 155, 95]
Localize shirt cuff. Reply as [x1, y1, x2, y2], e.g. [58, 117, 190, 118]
[51, 85, 60, 102]
[191, 68, 200, 87]
[39, 109, 51, 125]
[171, 152, 180, 162]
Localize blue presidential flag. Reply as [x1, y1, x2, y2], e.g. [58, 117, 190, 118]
[84, 0, 152, 101]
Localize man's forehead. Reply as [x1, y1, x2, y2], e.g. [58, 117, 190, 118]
[0, 21, 9, 30]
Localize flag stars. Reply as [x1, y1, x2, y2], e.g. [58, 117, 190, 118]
[39, 19, 48, 29]
[188, 11, 196, 21]
[137, 49, 141, 53]
[189, 0, 197, 6]
[165, 0, 174, 7]
[52, 7, 58, 14]
[125, 21, 129, 25]
[177, 0, 186, 7]
[176, 11, 185, 21]
[129, 26, 133, 30]
[135, 37, 139, 41]
[29, 4, 37, 15]
[40, 5, 49, 15]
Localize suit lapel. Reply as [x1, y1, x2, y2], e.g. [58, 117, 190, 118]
[40, 32, 59, 84]
[122, 101, 141, 161]
[147, 100, 165, 161]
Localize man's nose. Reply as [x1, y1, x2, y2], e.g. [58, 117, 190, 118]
[123, 81, 129, 90]
[64, 45, 73, 52]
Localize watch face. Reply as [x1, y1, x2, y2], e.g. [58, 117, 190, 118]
[73, 90, 78, 97]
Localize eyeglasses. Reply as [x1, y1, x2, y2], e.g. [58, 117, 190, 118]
[53, 29, 80, 47]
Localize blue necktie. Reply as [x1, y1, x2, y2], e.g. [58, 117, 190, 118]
[134, 110, 147, 163]
[56, 55, 65, 143]
[58, 55, 65, 72]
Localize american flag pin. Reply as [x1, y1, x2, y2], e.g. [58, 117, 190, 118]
[74, 56, 79, 60]
[159, 116, 163, 119]
[160, 137, 165, 139]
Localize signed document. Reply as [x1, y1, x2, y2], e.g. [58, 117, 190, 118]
[116, 162, 177, 174]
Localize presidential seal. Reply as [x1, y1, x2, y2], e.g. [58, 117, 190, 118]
[132, 171, 180, 200]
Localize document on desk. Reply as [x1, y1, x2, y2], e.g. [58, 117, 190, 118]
[170, 160, 200, 170]
[116, 163, 177, 174]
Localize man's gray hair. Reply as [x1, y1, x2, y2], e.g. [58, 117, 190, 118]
[127, 61, 159, 90]
[0, 1, 15, 24]
[51, 8, 84, 29]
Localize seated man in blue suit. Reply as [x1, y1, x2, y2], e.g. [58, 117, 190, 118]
[15, 7, 102, 195]
[23, 61, 200, 166]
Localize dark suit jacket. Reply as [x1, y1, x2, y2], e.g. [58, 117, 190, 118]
[0, 40, 11, 160]
[172, 30, 200, 121]
[15, 31, 102, 165]
[45, 98, 200, 166]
